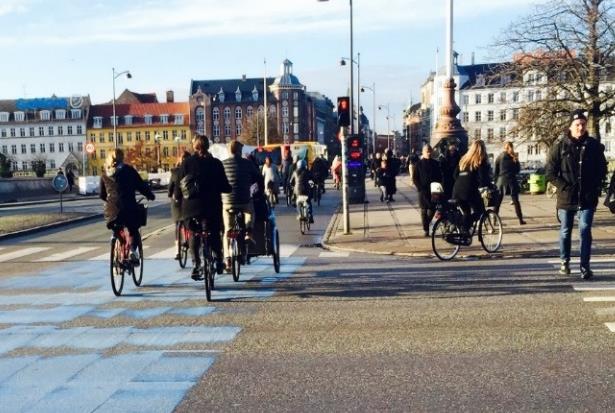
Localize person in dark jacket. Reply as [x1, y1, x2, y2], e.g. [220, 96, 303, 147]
[452, 139, 492, 231]
[413, 144, 442, 237]
[222, 140, 261, 269]
[290, 159, 315, 223]
[376, 159, 394, 202]
[281, 151, 294, 195]
[440, 142, 461, 200]
[168, 151, 190, 260]
[493, 141, 526, 225]
[385, 149, 400, 201]
[100, 149, 155, 263]
[545, 109, 607, 279]
[66, 168, 75, 192]
[175, 135, 231, 279]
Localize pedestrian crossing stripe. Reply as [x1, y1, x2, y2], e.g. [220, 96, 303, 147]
[35, 247, 98, 262]
[547, 258, 615, 264]
[583, 296, 615, 302]
[0, 247, 50, 262]
[605, 323, 615, 332]
[149, 247, 178, 259]
[319, 251, 350, 258]
[573, 284, 615, 291]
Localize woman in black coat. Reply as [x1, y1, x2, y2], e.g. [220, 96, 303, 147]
[412, 144, 442, 236]
[168, 151, 190, 260]
[493, 142, 526, 225]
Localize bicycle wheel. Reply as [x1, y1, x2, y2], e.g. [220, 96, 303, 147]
[231, 238, 241, 282]
[431, 217, 461, 261]
[178, 223, 188, 268]
[272, 228, 281, 273]
[132, 241, 144, 286]
[478, 210, 503, 253]
[316, 188, 321, 207]
[286, 190, 292, 207]
[110, 238, 124, 296]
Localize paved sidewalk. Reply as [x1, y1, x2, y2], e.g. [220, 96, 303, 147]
[324, 175, 615, 259]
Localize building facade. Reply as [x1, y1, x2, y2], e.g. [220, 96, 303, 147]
[0, 96, 90, 174]
[87, 91, 191, 175]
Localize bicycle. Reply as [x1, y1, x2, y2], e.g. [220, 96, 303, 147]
[190, 218, 216, 301]
[313, 180, 324, 207]
[226, 208, 249, 282]
[297, 194, 311, 234]
[109, 225, 144, 296]
[431, 199, 503, 261]
[177, 221, 190, 268]
[266, 181, 278, 208]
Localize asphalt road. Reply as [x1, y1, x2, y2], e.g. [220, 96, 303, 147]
[2, 185, 615, 411]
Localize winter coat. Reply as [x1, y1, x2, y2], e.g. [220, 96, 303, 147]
[222, 154, 261, 205]
[440, 150, 460, 197]
[545, 133, 607, 210]
[175, 153, 231, 229]
[262, 164, 281, 194]
[168, 167, 182, 222]
[100, 163, 154, 228]
[413, 158, 442, 209]
[494, 152, 521, 195]
[376, 167, 394, 191]
[290, 168, 314, 197]
[452, 160, 492, 203]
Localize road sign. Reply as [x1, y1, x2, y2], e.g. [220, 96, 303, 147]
[52, 174, 68, 193]
[85, 142, 95, 154]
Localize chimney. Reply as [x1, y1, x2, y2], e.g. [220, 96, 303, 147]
[242, 74, 247, 81]
[471, 52, 475, 65]
[166, 90, 174, 103]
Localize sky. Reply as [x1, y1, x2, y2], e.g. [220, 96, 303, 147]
[0, 0, 540, 134]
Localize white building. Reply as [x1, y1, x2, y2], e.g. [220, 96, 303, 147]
[0, 96, 90, 174]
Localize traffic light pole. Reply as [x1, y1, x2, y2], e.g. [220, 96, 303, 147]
[341, 127, 350, 235]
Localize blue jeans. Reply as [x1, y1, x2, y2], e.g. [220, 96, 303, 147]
[558, 208, 595, 269]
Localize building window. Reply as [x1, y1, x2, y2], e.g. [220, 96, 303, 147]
[0, 112, 8, 122]
[236, 124, 242, 136]
[224, 107, 231, 123]
[512, 108, 519, 120]
[500, 110, 507, 121]
[224, 125, 231, 136]
[145, 131, 151, 141]
[163, 147, 169, 157]
[48, 126, 53, 136]
[11, 145, 17, 155]
[536, 90, 542, 101]
[528, 90, 535, 102]
[58, 126, 64, 135]
[98, 133, 104, 143]
[499, 127, 506, 140]
[160, 114, 169, 124]
[462, 112, 469, 123]
[124, 115, 133, 125]
[40, 143, 45, 153]
[19, 128, 25, 137]
[475, 94, 482, 104]
[77, 125, 83, 135]
[40, 110, 50, 121]
[269, 105, 276, 114]
[162, 130, 169, 140]
[487, 111, 494, 122]
[69, 142, 74, 151]
[21, 144, 26, 154]
[93, 117, 103, 128]
[10, 128, 15, 137]
[30, 144, 35, 153]
[181, 130, 187, 140]
[174, 114, 184, 125]
[71, 109, 82, 119]
[127, 132, 132, 142]
[0, 129, 5, 137]
[1, 145, 6, 154]
[59, 142, 64, 152]
[247, 106, 253, 118]
[487, 93, 494, 104]
[474, 129, 482, 140]
[22, 161, 28, 171]
[29, 127, 35, 137]
[108, 132, 113, 142]
[111, 116, 119, 126]
[144, 115, 153, 125]
[55, 109, 66, 120]
[100, 149, 106, 160]
[213, 125, 220, 137]
[513, 91, 519, 103]
[499, 92, 506, 103]
[283, 122, 289, 135]
[462, 95, 470, 105]
[77, 142, 83, 152]
[49, 143, 55, 153]
[136, 131, 141, 141]
[235, 107, 242, 120]
[474, 111, 482, 122]
[213, 108, 219, 121]
[39, 127, 44, 136]
[14, 111, 25, 122]
[67, 125, 73, 135]
[487, 128, 494, 141]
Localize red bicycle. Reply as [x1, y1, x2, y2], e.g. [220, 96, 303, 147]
[177, 221, 190, 268]
[109, 225, 144, 296]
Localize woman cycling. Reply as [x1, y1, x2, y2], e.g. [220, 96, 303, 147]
[262, 155, 281, 204]
[100, 149, 155, 263]
[493, 141, 526, 225]
[452, 139, 492, 231]
[169, 150, 191, 260]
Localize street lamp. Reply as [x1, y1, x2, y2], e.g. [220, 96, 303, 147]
[112, 67, 132, 149]
[360, 82, 376, 153]
[340, 52, 360, 134]
[378, 104, 391, 150]
[154, 134, 161, 172]
[174, 135, 181, 158]
[318, 0, 353, 235]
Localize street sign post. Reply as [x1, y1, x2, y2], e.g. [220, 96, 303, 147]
[52, 174, 69, 213]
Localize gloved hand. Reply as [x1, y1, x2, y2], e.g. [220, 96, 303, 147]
[147, 193, 156, 201]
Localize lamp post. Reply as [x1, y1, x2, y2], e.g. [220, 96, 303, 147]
[318, 0, 353, 234]
[360, 82, 376, 153]
[154, 134, 161, 172]
[340, 52, 360, 134]
[174, 135, 181, 158]
[378, 104, 391, 151]
[112, 68, 132, 149]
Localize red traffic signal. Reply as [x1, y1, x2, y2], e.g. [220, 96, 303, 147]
[337, 96, 350, 127]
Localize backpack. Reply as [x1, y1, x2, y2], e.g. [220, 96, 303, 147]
[179, 174, 199, 199]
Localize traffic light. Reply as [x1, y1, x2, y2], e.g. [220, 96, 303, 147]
[337, 96, 350, 127]
[346, 134, 364, 168]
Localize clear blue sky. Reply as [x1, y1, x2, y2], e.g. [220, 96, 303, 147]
[0, 0, 538, 134]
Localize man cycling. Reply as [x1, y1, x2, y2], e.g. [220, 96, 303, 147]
[222, 140, 261, 271]
[175, 135, 231, 279]
[310, 154, 328, 195]
[100, 148, 155, 264]
[290, 160, 315, 224]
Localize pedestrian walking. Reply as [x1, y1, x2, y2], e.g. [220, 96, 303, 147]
[376, 159, 394, 202]
[493, 142, 526, 225]
[385, 149, 400, 201]
[440, 142, 460, 200]
[545, 109, 607, 279]
[66, 168, 75, 192]
[412, 144, 442, 237]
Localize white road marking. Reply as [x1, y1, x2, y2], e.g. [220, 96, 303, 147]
[280, 244, 299, 258]
[548, 258, 615, 264]
[0, 247, 50, 262]
[583, 296, 615, 302]
[35, 247, 98, 262]
[605, 322, 615, 332]
[89, 245, 150, 261]
[319, 251, 350, 258]
[573, 284, 615, 291]
[149, 247, 178, 259]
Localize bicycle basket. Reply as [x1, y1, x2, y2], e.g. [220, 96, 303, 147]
[481, 187, 500, 208]
[136, 204, 148, 227]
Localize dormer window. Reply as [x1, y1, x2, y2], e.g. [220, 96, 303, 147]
[40, 110, 51, 121]
[252, 86, 259, 102]
[217, 87, 225, 103]
[144, 114, 153, 125]
[0, 112, 9, 122]
[14, 111, 25, 122]
[124, 115, 133, 125]
[235, 86, 242, 102]
[476, 74, 485, 87]
[93, 116, 103, 128]
[110, 116, 119, 126]
[70, 109, 82, 119]
[55, 109, 66, 120]
[160, 114, 169, 124]
[174, 114, 184, 125]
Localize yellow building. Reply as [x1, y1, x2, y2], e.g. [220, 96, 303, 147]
[86, 91, 191, 175]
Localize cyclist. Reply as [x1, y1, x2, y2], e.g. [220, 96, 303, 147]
[311, 154, 329, 195]
[331, 155, 342, 189]
[281, 150, 293, 195]
[100, 148, 155, 264]
[262, 155, 281, 204]
[168, 150, 190, 260]
[290, 159, 315, 224]
[222, 140, 261, 271]
[175, 135, 231, 279]
[452, 139, 492, 232]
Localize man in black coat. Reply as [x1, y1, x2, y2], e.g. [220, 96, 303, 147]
[440, 142, 460, 200]
[175, 135, 231, 278]
[412, 144, 442, 237]
[545, 109, 607, 279]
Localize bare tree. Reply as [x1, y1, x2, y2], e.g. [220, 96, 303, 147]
[493, 0, 615, 145]
[240, 112, 282, 146]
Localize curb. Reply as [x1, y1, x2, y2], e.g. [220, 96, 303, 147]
[0, 213, 103, 241]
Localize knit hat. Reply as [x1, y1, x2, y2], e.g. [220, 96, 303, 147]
[570, 109, 587, 124]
